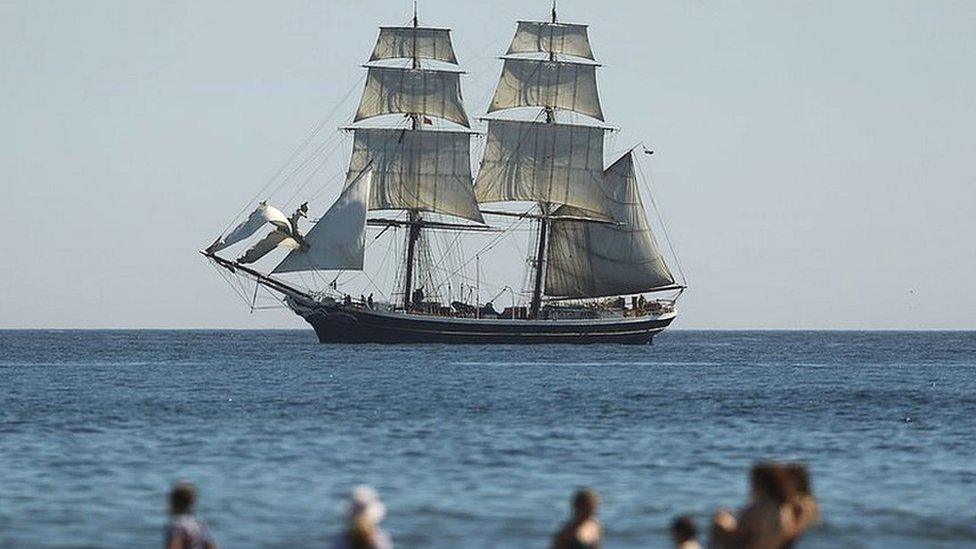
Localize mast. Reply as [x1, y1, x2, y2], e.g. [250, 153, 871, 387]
[402, 6, 421, 309]
[529, 6, 558, 319]
[473, 7, 609, 316]
[349, 7, 481, 308]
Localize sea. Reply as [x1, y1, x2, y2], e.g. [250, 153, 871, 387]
[1, 330, 974, 548]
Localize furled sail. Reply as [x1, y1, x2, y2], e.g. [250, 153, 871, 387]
[210, 202, 290, 252]
[355, 67, 469, 127]
[474, 120, 608, 216]
[274, 171, 372, 273]
[544, 152, 675, 298]
[346, 128, 484, 223]
[507, 21, 594, 60]
[370, 26, 458, 64]
[488, 58, 603, 121]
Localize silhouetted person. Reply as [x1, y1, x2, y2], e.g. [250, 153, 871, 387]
[782, 463, 820, 548]
[671, 515, 701, 549]
[711, 463, 797, 549]
[552, 489, 602, 549]
[343, 294, 352, 306]
[164, 482, 218, 549]
[367, 293, 374, 309]
[332, 486, 392, 549]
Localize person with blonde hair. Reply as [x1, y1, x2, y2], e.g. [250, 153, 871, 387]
[332, 486, 392, 549]
[552, 489, 602, 549]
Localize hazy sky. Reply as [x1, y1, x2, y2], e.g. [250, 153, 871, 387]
[2, 0, 974, 329]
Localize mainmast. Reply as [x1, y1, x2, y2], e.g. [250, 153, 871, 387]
[473, 5, 608, 318]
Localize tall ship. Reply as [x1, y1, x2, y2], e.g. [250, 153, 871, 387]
[203, 4, 686, 344]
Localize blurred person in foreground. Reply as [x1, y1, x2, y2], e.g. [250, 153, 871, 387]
[711, 463, 798, 548]
[781, 463, 820, 548]
[332, 485, 392, 549]
[671, 515, 701, 549]
[552, 488, 602, 549]
[164, 482, 218, 549]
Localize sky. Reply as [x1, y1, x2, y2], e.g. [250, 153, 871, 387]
[1, 0, 974, 330]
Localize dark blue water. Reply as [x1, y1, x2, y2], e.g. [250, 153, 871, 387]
[1, 331, 974, 548]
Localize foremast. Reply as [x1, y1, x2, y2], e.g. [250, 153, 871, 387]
[529, 7, 560, 319]
[349, 6, 483, 308]
[402, 7, 423, 310]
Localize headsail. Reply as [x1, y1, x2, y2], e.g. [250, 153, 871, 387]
[238, 231, 301, 265]
[506, 21, 594, 60]
[544, 151, 676, 299]
[210, 202, 290, 252]
[273, 170, 373, 273]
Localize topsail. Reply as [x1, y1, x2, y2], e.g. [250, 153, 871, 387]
[355, 66, 470, 128]
[488, 58, 603, 121]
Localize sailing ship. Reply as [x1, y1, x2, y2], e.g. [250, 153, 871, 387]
[203, 5, 686, 344]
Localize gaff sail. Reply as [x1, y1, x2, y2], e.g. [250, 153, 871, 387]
[544, 152, 676, 299]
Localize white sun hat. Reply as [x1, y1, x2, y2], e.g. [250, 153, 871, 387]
[347, 485, 386, 524]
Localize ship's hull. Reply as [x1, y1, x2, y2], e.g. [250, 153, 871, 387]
[287, 298, 675, 344]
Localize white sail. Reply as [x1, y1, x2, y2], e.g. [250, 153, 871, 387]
[507, 21, 594, 60]
[370, 26, 458, 64]
[545, 152, 675, 298]
[488, 58, 603, 121]
[238, 230, 301, 265]
[211, 202, 290, 252]
[474, 120, 608, 216]
[355, 67, 469, 127]
[346, 128, 484, 223]
[273, 171, 372, 273]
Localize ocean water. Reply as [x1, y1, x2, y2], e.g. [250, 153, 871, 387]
[1, 330, 974, 548]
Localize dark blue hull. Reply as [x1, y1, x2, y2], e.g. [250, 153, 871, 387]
[288, 299, 675, 344]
